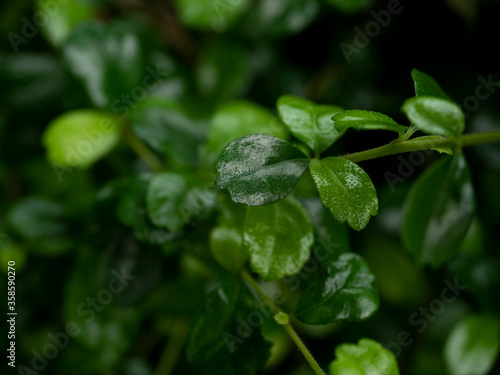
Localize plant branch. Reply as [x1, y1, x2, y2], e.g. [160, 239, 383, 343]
[341, 130, 500, 163]
[122, 123, 164, 173]
[241, 270, 326, 375]
[155, 318, 189, 375]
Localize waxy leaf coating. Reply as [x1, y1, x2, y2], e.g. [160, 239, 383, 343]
[402, 154, 475, 267]
[444, 315, 500, 375]
[333, 110, 407, 135]
[411, 69, 452, 100]
[401, 96, 465, 138]
[277, 95, 344, 154]
[186, 280, 272, 375]
[295, 253, 379, 324]
[243, 196, 314, 281]
[309, 157, 378, 231]
[214, 134, 309, 206]
[329, 338, 399, 375]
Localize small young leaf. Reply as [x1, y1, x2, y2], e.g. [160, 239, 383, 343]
[329, 338, 399, 375]
[401, 96, 465, 138]
[411, 69, 452, 100]
[210, 199, 248, 272]
[243, 196, 314, 281]
[42, 110, 121, 169]
[402, 154, 475, 267]
[309, 157, 378, 231]
[186, 280, 272, 375]
[277, 95, 344, 154]
[444, 315, 500, 375]
[404, 135, 453, 155]
[214, 134, 309, 206]
[295, 253, 379, 324]
[333, 110, 407, 135]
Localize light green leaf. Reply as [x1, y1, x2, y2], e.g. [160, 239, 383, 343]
[210, 199, 248, 272]
[402, 154, 475, 267]
[214, 134, 309, 206]
[411, 69, 452, 100]
[173, 0, 251, 31]
[37, 0, 95, 47]
[404, 135, 453, 155]
[309, 157, 378, 231]
[277, 95, 344, 154]
[243, 196, 314, 280]
[334, 110, 407, 135]
[206, 100, 288, 164]
[42, 109, 121, 169]
[295, 253, 379, 324]
[401, 96, 465, 138]
[444, 315, 500, 375]
[329, 338, 400, 375]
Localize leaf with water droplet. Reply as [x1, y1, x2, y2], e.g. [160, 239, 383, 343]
[309, 157, 378, 231]
[214, 134, 309, 206]
[243, 196, 314, 281]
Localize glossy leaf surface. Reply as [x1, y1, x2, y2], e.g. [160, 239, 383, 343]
[295, 253, 379, 324]
[333, 110, 407, 135]
[214, 134, 309, 206]
[401, 96, 465, 138]
[411, 68, 452, 100]
[310, 157, 378, 231]
[186, 280, 272, 375]
[402, 154, 475, 267]
[277, 95, 344, 154]
[329, 338, 399, 375]
[444, 315, 500, 375]
[243, 196, 314, 280]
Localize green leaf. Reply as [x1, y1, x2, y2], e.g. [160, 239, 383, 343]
[214, 134, 309, 206]
[42, 109, 121, 169]
[404, 135, 453, 155]
[277, 95, 344, 154]
[206, 100, 288, 165]
[173, 0, 251, 31]
[210, 199, 248, 272]
[146, 172, 189, 232]
[36, 0, 95, 47]
[186, 280, 272, 375]
[402, 154, 475, 267]
[333, 110, 407, 135]
[444, 315, 500, 375]
[117, 174, 174, 245]
[129, 98, 202, 166]
[401, 96, 465, 138]
[295, 253, 379, 324]
[411, 69, 452, 100]
[243, 196, 314, 280]
[309, 157, 378, 231]
[329, 338, 399, 375]
[62, 21, 144, 108]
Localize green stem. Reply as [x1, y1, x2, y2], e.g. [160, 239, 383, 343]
[283, 324, 325, 375]
[341, 130, 500, 163]
[155, 318, 189, 375]
[122, 123, 164, 172]
[240, 270, 326, 375]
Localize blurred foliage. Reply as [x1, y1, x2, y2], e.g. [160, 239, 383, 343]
[1, 0, 500, 374]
